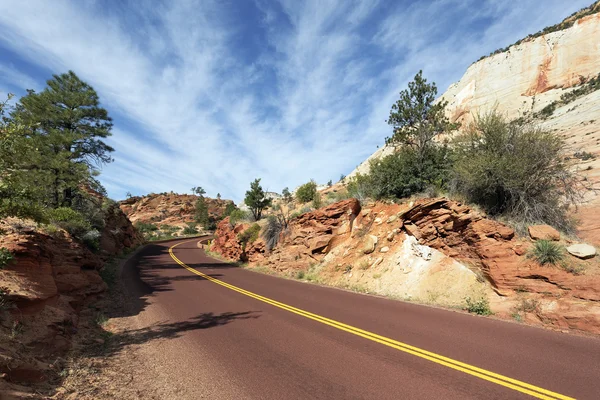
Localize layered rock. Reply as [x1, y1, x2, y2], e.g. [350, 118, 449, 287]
[0, 207, 142, 384]
[398, 198, 600, 333]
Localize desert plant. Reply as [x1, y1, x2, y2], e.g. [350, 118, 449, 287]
[261, 216, 282, 251]
[296, 180, 318, 203]
[451, 111, 583, 232]
[0, 247, 14, 269]
[465, 297, 492, 316]
[46, 207, 92, 238]
[222, 202, 236, 217]
[529, 240, 564, 265]
[367, 146, 451, 199]
[229, 209, 250, 226]
[81, 229, 101, 252]
[238, 223, 261, 251]
[346, 173, 374, 203]
[182, 223, 198, 235]
[312, 194, 323, 209]
[515, 298, 540, 313]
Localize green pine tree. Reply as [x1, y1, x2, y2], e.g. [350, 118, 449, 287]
[244, 179, 272, 221]
[13, 71, 114, 208]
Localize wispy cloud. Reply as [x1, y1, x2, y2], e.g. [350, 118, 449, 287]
[0, 0, 589, 202]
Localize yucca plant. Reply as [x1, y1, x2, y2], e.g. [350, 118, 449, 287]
[530, 240, 564, 265]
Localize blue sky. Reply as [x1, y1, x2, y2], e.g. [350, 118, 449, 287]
[0, 0, 590, 203]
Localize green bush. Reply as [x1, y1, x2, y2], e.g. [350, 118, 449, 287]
[238, 223, 261, 251]
[0, 247, 14, 269]
[261, 216, 282, 251]
[81, 229, 101, 252]
[46, 207, 92, 238]
[451, 111, 581, 232]
[135, 222, 158, 233]
[465, 297, 492, 315]
[312, 194, 323, 209]
[530, 240, 564, 265]
[367, 146, 450, 199]
[296, 180, 317, 203]
[182, 223, 198, 235]
[223, 202, 236, 217]
[229, 209, 250, 226]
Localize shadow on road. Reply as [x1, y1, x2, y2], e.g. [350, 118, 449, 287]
[90, 311, 261, 358]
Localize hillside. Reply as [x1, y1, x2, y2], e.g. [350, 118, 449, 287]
[347, 4, 600, 244]
[119, 193, 234, 239]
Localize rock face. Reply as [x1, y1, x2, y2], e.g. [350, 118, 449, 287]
[528, 225, 560, 241]
[0, 208, 142, 384]
[566, 243, 597, 259]
[399, 198, 600, 332]
[211, 196, 600, 334]
[100, 202, 145, 255]
[348, 6, 600, 194]
[211, 199, 361, 271]
[120, 192, 233, 226]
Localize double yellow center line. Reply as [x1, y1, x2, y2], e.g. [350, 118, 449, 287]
[169, 240, 574, 400]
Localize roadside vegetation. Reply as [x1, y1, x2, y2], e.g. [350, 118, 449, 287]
[0, 71, 117, 250]
[343, 70, 585, 234]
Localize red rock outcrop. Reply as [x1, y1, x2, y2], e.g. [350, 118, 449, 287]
[100, 202, 145, 255]
[399, 198, 600, 333]
[211, 199, 361, 271]
[0, 206, 142, 384]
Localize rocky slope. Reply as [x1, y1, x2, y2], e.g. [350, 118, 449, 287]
[348, 3, 600, 244]
[0, 205, 143, 389]
[120, 193, 233, 230]
[211, 198, 600, 335]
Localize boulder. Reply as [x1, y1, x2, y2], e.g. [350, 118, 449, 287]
[380, 246, 390, 253]
[362, 235, 378, 254]
[566, 244, 596, 259]
[528, 225, 560, 241]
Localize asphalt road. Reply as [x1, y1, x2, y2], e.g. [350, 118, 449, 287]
[122, 238, 600, 399]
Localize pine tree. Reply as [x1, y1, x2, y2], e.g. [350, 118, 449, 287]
[13, 71, 114, 207]
[386, 70, 457, 173]
[244, 179, 272, 221]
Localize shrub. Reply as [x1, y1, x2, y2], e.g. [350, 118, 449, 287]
[296, 180, 317, 203]
[346, 173, 374, 203]
[465, 297, 492, 316]
[0, 248, 14, 269]
[312, 194, 323, 209]
[182, 223, 198, 235]
[135, 222, 158, 233]
[261, 216, 282, 251]
[223, 203, 236, 217]
[229, 209, 250, 226]
[529, 240, 564, 265]
[46, 207, 92, 238]
[238, 223, 261, 251]
[81, 229, 101, 252]
[195, 197, 210, 227]
[451, 111, 582, 232]
[367, 146, 451, 199]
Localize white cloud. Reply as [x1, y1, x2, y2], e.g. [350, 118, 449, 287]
[0, 0, 591, 202]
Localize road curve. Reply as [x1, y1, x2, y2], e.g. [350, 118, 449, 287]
[122, 238, 600, 399]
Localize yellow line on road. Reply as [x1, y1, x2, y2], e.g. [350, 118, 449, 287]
[169, 240, 575, 400]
